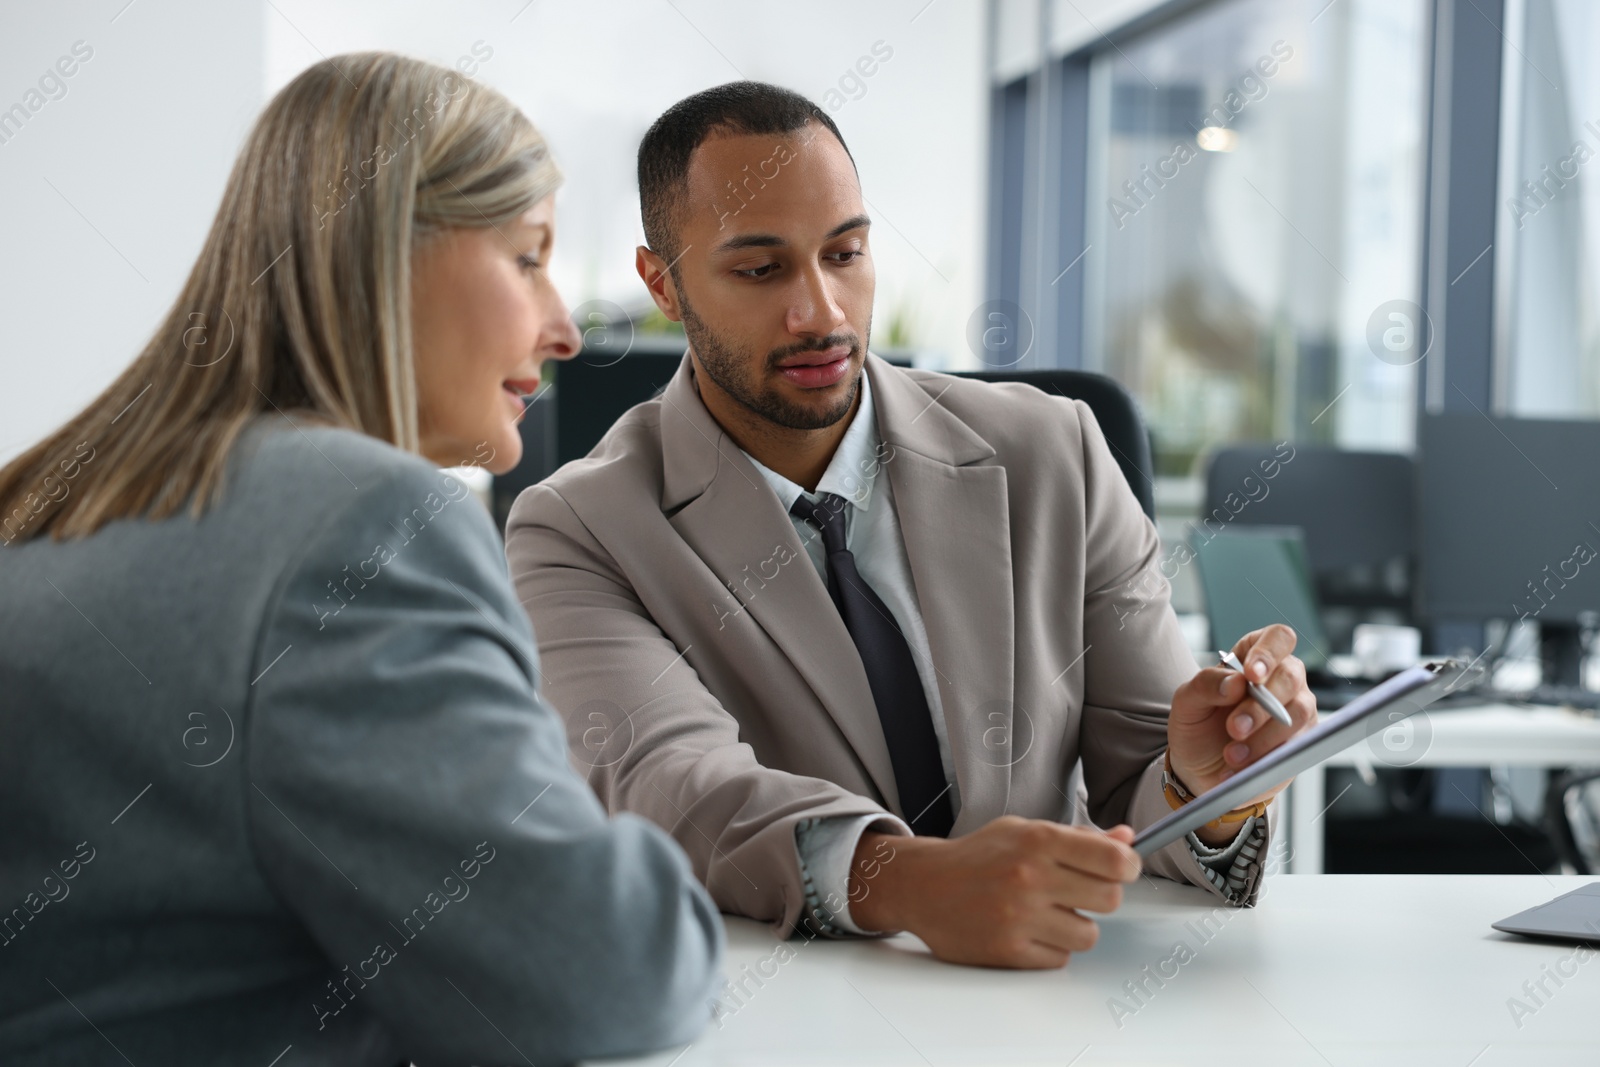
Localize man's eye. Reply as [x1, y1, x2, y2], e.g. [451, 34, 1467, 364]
[734, 263, 777, 279]
[829, 250, 862, 264]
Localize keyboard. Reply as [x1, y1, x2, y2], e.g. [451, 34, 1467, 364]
[1311, 668, 1600, 713]
[1488, 684, 1600, 712]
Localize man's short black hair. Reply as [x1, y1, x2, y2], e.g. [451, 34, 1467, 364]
[637, 81, 854, 264]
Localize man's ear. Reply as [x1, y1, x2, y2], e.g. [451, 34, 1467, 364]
[636, 245, 683, 322]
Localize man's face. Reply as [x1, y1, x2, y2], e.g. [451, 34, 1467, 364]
[668, 123, 874, 431]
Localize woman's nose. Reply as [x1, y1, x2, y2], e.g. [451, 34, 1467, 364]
[544, 295, 582, 362]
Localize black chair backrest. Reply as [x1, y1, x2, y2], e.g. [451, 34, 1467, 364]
[489, 387, 556, 534]
[1202, 444, 1413, 611]
[1544, 768, 1600, 875]
[492, 354, 1157, 526]
[952, 369, 1156, 520]
[554, 344, 686, 469]
[491, 340, 685, 532]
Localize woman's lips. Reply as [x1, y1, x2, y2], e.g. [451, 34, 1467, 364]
[502, 379, 538, 416]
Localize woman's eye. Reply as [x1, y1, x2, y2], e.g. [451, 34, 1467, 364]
[517, 254, 542, 272]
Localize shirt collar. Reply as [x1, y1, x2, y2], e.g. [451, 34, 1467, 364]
[741, 369, 881, 514]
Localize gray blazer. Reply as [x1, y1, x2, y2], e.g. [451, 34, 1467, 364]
[0, 417, 723, 1066]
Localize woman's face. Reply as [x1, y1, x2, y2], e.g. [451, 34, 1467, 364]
[411, 194, 581, 475]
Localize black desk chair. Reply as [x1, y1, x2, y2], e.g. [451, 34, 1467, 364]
[490, 341, 683, 532]
[952, 369, 1155, 520]
[493, 343, 911, 530]
[490, 382, 557, 535]
[493, 353, 1159, 527]
[1545, 768, 1600, 874]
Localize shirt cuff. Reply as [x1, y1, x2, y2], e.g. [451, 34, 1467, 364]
[1186, 818, 1252, 866]
[1135, 749, 1273, 907]
[1185, 815, 1269, 904]
[794, 812, 910, 936]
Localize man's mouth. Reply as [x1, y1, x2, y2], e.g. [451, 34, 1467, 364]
[776, 344, 852, 369]
[774, 344, 853, 389]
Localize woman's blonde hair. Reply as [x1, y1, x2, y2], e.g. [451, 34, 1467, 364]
[0, 51, 559, 545]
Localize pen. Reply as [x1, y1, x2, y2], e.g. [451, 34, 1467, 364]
[1217, 650, 1293, 726]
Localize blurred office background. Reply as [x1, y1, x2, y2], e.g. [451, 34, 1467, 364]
[0, 0, 988, 465]
[7, 0, 1600, 874]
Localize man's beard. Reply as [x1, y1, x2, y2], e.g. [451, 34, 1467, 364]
[678, 286, 868, 432]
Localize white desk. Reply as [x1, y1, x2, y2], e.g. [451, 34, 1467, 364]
[592, 875, 1600, 1066]
[1284, 703, 1600, 873]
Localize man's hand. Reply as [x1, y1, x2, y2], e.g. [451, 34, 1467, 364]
[1167, 623, 1318, 835]
[846, 816, 1141, 969]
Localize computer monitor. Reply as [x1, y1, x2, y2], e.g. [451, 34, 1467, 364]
[1417, 412, 1600, 684]
[1193, 526, 1331, 673]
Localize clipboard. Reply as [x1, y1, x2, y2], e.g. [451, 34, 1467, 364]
[1133, 658, 1479, 857]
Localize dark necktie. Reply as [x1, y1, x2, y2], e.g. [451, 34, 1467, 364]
[790, 492, 955, 837]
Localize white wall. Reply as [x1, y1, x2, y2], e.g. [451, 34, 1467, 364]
[1, 2, 989, 464]
[0, 0, 264, 465]
[264, 0, 989, 365]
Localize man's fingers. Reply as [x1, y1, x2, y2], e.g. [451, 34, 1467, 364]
[1226, 654, 1308, 740]
[1234, 623, 1297, 684]
[1010, 942, 1074, 970]
[1020, 852, 1130, 913]
[1226, 688, 1319, 766]
[1039, 825, 1141, 883]
[1039, 908, 1102, 952]
[1045, 864, 1127, 914]
[1181, 666, 1251, 711]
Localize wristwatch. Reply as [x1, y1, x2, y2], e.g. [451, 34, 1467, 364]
[1162, 750, 1268, 829]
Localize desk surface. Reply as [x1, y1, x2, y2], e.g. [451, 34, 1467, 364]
[594, 875, 1600, 1067]
[1324, 702, 1600, 767]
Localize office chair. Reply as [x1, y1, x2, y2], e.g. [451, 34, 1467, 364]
[490, 339, 683, 532]
[534, 342, 923, 475]
[492, 351, 1158, 527]
[952, 369, 1156, 520]
[1545, 768, 1600, 874]
[490, 384, 556, 535]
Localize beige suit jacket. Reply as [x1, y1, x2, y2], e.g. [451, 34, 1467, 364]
[506, 353, 1274, 933]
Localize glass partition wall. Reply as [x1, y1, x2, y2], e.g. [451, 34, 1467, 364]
[1080, 0, 1430, 478]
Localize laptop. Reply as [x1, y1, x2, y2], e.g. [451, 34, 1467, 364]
[1492, 883, 1600, 944]
[1193, 526, 1367, 708]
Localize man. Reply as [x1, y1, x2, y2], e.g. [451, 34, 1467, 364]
[505, 82, 1317, 969]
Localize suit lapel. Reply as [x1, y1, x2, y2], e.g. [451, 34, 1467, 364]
[657, 355, 902, 809]
[870, 357, 1017, 831]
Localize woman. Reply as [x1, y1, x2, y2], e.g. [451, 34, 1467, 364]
[0, 53, 722, 1066]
